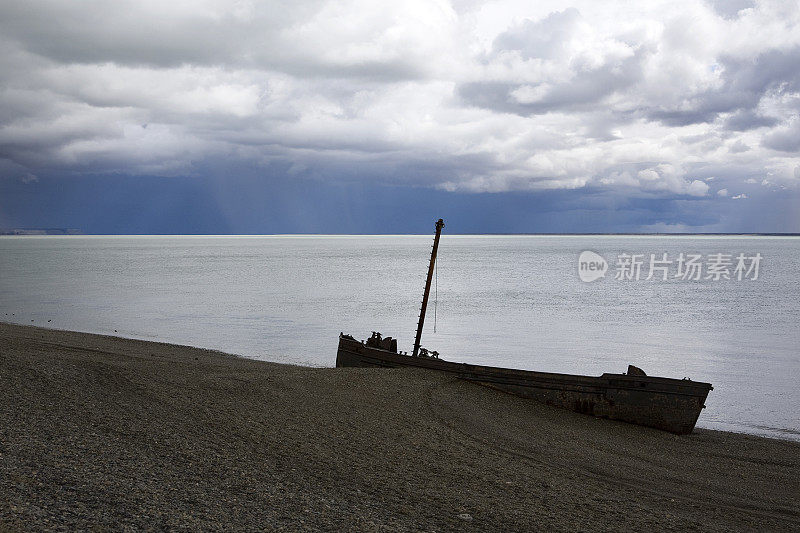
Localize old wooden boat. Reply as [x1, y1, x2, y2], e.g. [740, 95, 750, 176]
[336, 219, 713, 434]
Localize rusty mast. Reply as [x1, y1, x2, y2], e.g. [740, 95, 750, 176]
[413, 218, 444, 357]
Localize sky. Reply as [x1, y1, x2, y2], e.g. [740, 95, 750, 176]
[1, 0, 799, 233]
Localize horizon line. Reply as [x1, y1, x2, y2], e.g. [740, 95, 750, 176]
[3, 231, 800, 237]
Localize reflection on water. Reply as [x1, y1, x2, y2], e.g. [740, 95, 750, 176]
[1, 235, 798, 440]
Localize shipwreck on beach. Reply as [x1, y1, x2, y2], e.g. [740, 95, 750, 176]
[336, 219, 712, 435]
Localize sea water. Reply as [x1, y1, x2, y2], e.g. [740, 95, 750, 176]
[1, 235, 797, 440]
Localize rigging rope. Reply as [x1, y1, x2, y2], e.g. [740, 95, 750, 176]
[434, 253, 438, 333]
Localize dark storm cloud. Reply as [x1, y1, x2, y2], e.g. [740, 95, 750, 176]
[724, 109, 779, 131]
[457, 48, 646, 115]
[0, 0, 798, 233]
[458, 9, 647, 116]
[456, 7, 800, 154]
[649, 46, 800, 127]
[762, 122, 800, 153]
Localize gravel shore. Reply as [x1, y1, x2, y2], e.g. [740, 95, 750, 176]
[1, 322, 798, 531]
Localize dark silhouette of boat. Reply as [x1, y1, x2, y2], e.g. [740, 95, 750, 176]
[336, 219, 712, 434]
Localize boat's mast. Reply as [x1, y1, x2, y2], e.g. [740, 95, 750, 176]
[413, 218, 445, 357]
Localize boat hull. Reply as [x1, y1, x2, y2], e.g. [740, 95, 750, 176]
[337, 335, 712, 435]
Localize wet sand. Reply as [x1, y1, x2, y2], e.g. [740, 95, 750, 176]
[1, 322, 798, 531]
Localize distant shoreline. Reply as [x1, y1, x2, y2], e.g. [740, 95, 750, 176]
[2, 232, 799, 237]
[0, 228, 83, 235]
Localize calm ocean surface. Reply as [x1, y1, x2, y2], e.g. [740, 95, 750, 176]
[1, 235, 798, 440]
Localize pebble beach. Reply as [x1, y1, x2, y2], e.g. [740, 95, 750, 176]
[1, 322, 798, 531]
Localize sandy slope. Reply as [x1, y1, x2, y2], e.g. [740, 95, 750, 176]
[1, 322, 798, 531]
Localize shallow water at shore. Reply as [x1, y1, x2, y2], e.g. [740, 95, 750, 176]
[1, 234, 798, 440]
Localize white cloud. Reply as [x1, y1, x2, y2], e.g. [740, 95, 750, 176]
[687, 179, 710, 196]
[729, 140, 750, 153]
[717, 188, 728, 196]
[0, 0, 798, 199]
